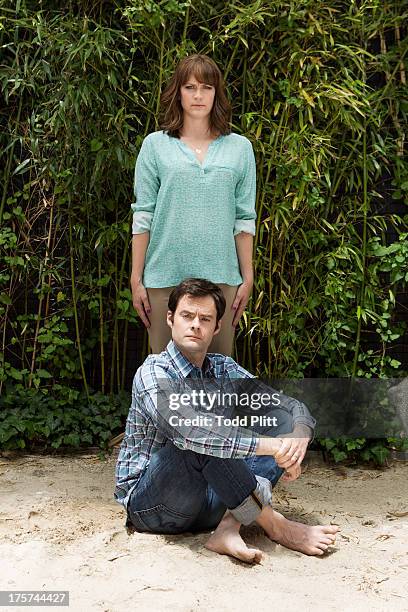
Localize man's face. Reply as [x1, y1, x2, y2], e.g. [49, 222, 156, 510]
[167, 294, 220, 355]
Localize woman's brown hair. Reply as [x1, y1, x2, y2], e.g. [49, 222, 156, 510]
[159, 54, 232, 138]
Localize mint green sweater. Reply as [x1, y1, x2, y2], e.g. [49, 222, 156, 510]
[131, 130, 256, 288]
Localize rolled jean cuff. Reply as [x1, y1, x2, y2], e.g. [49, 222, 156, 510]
[229, 475, 273, 526]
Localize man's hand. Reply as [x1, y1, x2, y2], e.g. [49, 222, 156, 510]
[131, 278, 151, 328]
[281, 462, 302, 482]
[273, 424, 312, 470]
[231, 281, 253, 327]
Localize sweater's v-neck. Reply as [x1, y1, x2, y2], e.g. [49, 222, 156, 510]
[176, 135, 224, 168]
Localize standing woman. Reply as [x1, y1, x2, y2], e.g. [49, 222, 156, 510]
[131, 54, 256, 356]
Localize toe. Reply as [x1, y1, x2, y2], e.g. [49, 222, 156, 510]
[236, 547, 258, 563]
[250, 548, 263, 564]
[324, 525, 340, 534]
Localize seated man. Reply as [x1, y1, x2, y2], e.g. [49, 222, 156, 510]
[115, 278, 339, 563]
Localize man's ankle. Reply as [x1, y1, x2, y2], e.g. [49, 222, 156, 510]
[257, 505, 280, 532]
[217, 512, 240, 529]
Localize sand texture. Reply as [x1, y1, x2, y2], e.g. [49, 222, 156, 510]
[0, 453, 407, 612]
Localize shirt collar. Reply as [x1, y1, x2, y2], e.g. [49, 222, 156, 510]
[165, 339, 214, 378]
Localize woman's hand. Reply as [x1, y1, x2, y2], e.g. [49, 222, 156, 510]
[231, 280, 253, 327]
[131, 277, 151, 328]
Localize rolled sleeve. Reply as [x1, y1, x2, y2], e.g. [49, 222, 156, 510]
[233, 218, 256, 236]
[234, 140, 256, 235]
[131, 136, 160, 234]
[132, 210, 154, 234]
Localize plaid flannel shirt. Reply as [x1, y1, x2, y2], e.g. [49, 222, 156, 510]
[114, 340, 316, 508]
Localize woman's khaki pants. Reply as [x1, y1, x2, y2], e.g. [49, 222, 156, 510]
[146, 284, 239, 356]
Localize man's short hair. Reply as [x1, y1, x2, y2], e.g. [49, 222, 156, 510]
[168, 278, 226, 325]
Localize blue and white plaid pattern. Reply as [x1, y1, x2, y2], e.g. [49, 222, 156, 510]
[114, 341, 259, 507]
[114, 340, 315, 508]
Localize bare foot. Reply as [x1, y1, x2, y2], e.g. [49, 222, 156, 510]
[257, 507, 340, 556]
[205, 513, 263, 564]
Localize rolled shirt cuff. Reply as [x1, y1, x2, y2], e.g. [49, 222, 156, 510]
[293, 415, 316, 431]
[233, 219, 256, 236]
[289, 419, 315, 448]
[229, 475, 273, 526]
[132, 211, 153, 234]
[293, 416, 316, 444]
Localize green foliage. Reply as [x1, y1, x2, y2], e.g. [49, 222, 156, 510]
[0, 1, 407, 458]
[319, 437, 387, 465]
[319, 436, 408, 466]
[0, 386, 130, 451]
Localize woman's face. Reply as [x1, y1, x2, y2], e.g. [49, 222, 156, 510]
[179, 74, 216, 122]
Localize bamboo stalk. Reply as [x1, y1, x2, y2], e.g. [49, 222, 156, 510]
[155, 25, 166, 128]
[0, 301, 10, 396]
[352, 117, 368, 377]
[109, 247, 118, 394]
[121, 317, 129, 391]
[68, 212, 89, 399]
[28, 192, 55, 387]
[394, 24, 406, 85]
[98, 255, 105, 393]
[0, 96, 23, 225]
[394, 23, 406, 157]
[182, 4, 190, 45]
[379, 30, 391, 82]
[223, 38, 240, 82]
[269, 104, 290, 374]
[241, 44, 247, 121]
[44, 199, 59, 321]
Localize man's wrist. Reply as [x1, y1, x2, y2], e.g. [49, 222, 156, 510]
[256, 436, 282, 456]
[293, 423, 313, 440]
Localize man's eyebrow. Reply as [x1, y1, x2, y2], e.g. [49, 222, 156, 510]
[179, 309, 214, 317]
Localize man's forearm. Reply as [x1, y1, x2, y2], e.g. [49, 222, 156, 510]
[255, 437, 282, 456]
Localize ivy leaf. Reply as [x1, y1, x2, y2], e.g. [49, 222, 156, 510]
[36, 369, 53, 379]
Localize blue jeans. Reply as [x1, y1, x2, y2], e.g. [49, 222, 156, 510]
[127, 442, 284, 534]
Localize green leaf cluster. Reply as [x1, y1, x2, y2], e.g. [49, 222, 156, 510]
[0, 386, 129, 451]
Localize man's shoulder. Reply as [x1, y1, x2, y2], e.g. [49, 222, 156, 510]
[133, 351, 175, 390]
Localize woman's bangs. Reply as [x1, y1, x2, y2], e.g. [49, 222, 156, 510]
[184, 62, 218, 86]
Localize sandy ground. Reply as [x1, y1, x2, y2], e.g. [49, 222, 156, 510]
[0, 452, 407, 612]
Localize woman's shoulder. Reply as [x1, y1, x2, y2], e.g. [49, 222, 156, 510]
[223, 132, 253, 150]
[143, 130, 168, 146]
